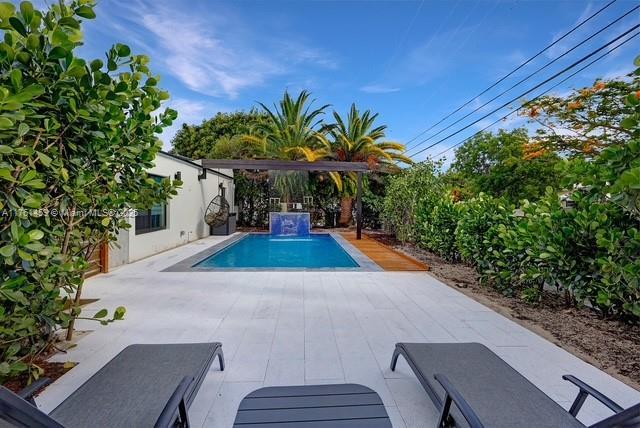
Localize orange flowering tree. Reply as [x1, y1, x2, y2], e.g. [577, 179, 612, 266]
[523, 77, 638, 158]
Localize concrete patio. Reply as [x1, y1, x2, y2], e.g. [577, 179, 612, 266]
[37, 235, 640, 427]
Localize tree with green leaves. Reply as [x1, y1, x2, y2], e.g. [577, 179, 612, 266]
[322, 104, 411, 225]
[0, 0, 178, 381]
[245, 90, 329, 161]
[448, 128, 564, 203]
[524, 76, 638, 158]
[244, 90, 330, 203]
[171, 110, 266, 159]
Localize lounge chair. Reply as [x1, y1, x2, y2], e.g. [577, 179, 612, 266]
[233, 383, 392, 427]
[390, 342, 640, 428]
[0, 342, 224, 428]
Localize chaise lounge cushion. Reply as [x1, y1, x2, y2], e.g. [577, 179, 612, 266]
[395, 342, 585, 428]
[49, 342, 220, 428]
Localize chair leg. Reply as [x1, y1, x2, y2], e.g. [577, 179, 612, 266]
[436, 394, 453, 428]
[216, 348, 225, 371]
[390, 346, 402, 371]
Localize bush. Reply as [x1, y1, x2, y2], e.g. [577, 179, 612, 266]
[420, 197, 460, 261]
[473, 188, 639, 318]
[383, 161, 444, 242]
[362, 178, 386, 229]
[455, 194, 504, 266]
[476, 206, 522, 295]
[0, 1, 177, 381]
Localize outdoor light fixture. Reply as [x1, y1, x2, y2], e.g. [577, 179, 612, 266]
[174, 171, 181, 181]
[198, 168, 207, 180]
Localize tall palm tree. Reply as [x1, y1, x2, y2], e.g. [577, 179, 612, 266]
[244, 90, 330, 205]
[323, 104, 413, 226]
[245, 90, 330, 161]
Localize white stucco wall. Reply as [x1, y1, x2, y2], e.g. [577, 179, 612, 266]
[109, 153, 234, 267]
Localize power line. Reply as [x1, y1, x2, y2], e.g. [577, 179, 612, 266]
[405, 3, 638, 156]
[402, 0, 617, 152]
[428, 29, 640, 161]
[405, 0, 501, 119]
[378, 0, 425, 77]
[406, 22, 640, 160]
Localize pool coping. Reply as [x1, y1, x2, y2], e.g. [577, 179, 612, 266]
[162, 232, 383, 272]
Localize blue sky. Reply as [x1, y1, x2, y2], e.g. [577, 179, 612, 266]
[69, 0, 638, 161]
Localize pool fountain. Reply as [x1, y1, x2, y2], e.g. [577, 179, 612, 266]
[269, 212, 310, 236]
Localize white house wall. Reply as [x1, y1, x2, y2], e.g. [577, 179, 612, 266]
[109, 153, 234, 267]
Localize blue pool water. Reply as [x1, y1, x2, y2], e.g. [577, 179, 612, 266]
[195, 234, 359, 269]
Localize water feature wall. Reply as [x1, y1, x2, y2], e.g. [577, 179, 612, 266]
[269, 212, 310, 236]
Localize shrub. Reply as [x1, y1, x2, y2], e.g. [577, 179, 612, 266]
[475, 188, 639, 319]
[455, 194, 504, 266]
[0, 1, 178, 381]
[478, 206, 524, 295]
[420, 197, 460, 261]
[382, 161, 443, 242]
[362, 177, 386, 229]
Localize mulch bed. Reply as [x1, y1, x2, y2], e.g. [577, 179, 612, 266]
[3, 360, 75, 394]
[366, 231, 640, 390]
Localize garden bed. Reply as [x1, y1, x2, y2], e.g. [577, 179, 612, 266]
[367, 231, 640, 389]
[3, 360, 75, 394]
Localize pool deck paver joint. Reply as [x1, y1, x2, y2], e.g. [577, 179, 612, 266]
[37, 235, 640, 428]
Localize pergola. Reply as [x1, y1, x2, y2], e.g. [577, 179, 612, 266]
[201, 159, 369, 239]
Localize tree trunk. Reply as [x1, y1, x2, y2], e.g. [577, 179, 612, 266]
[339, 197, 354, 227]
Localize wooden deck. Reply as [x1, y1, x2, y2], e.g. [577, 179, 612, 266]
[341, 232, 429, 271]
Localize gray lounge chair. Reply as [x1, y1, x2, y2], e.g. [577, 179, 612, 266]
[0, 342, 224, 428]
[391, 342, 640, 428]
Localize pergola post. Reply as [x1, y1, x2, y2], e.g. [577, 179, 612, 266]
[356, 171, 363, 240]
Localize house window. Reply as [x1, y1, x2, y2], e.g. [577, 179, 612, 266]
[135, 175, 167, 234]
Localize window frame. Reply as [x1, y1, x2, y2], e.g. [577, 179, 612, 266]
[135, 174, 168, 235]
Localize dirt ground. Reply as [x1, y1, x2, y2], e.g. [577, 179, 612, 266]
[3, 360, 74, 394]
[367, 231, 640, 390]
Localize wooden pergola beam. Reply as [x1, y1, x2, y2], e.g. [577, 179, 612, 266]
[201, 159, 368, 172]
[201, 159, 369, 239]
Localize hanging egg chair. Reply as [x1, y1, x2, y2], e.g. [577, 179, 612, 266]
[204, 195, 230, 227]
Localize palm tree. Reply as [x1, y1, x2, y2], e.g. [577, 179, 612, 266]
[244, 90, 330, 206]
[245, 90, 330, 161]
[323, 104, 413, 226]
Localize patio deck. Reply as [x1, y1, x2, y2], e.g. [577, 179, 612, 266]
[341, 232, 428, 271]
[37, 235, 639, 427]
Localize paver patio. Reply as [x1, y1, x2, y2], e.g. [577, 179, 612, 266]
[36, 235, 640, 427]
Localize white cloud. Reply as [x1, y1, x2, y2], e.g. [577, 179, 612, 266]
[360, 84, 401, 94]
[138, 7, 281, 98]
[158, 98, 231, 149]
[596, 65, 634, 81]
[96, 0, 337, 99]
[276, 41, 339, 70]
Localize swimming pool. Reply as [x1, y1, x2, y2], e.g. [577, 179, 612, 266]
[194, 233, 359, 269]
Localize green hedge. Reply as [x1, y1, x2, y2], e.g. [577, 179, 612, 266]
[385, 181, 639, 319]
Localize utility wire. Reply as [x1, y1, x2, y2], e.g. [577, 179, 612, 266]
[428, 30, 640, 161]
[406, 0, 501, 117]
[405, 3, 639, 156]
[406, 23, 640, 159]
[378, 0, 425, 78]
[402, 0, 617, 152]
